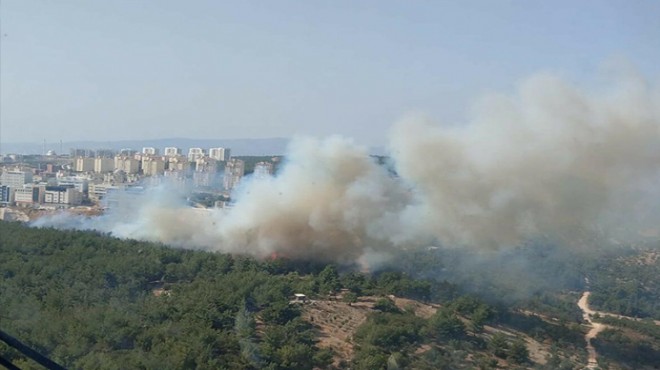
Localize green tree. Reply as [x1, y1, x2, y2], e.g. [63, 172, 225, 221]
[428, 308, 466, 340]
[489, 333, 509, 358]
[343, 292, 358, 306]
[374, 298, 400, 313]
[509, 339, 529, 364]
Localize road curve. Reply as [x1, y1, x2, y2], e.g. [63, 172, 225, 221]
[578, 291, 608, 369]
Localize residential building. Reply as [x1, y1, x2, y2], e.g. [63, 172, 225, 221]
[74, 157, 95, 172]
[119, 148, 137, 156]
[114, 156, 140, 174]
[94, 157, 115, 173]
[164, 147, 182, 156]
[253, 162, 274, 179]
[167, 156, 190, 172]
[142, 147, 159, 155]
[188, 147, 205, 161]
[223, 159, 245, 191]
[209, 147, 231, 161]
[70, 148, 95, 157]
[95, 149, 116, 158]
[1, 170, 33, 188]
[142, 157, 165, 176]
[195, 157, 217, 172]
[193, 171, 215, 188]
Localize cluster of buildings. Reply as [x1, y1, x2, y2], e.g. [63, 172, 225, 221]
[0, 146, 277, 209]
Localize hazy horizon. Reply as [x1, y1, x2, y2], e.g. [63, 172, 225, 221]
[1, 1, 659, 147]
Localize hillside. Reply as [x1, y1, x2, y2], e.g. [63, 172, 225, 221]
[0, 221, 658, 369]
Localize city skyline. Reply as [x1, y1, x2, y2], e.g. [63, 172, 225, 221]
[1, 1, 658, 147]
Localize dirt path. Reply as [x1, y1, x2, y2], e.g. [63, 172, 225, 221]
[578, 291, 608, 369]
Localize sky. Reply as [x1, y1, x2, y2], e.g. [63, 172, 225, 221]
[0, 0, 658, 147]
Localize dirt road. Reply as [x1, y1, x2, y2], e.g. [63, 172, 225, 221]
[578, 291, 608, 369]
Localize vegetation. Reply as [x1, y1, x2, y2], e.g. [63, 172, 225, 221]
[587, 247, 660, 320]
[592, 328, 660, 369]
[1, 220, 658, 369]
[0, 221, 323, 369]
[233, 156, 281, 175]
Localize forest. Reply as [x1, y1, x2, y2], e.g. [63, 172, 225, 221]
[0, 221, 658, 369]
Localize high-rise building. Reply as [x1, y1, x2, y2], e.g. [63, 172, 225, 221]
[166, 156, 190, 172]
[119, 148, 137, 156]
[253, 162, 274, 179]
[114, 156, 140, 174]
[74, 157, 95, 172]
[209, 147, 231, 161]
[164, 147, 182, 157]
[94, 157, 115, 173]
[188, 148, 205, 161]
[95, 149, 116, 158]
[223, 159, 245, 191]
[193, 172, 215, 188]
[142, 157, 165, 176]
[142, 147, 159, 155]
[195, 157, 217, 172]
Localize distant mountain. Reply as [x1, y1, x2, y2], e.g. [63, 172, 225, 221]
[2, 138, 290, 156]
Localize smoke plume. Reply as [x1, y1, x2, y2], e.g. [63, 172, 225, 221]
[34, 69, 660, 266]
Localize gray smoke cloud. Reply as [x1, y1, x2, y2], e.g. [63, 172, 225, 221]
[33, 69, 660, 266]
[391, 71, 660, 248]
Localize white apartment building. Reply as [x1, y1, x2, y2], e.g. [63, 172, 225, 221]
[209, 147, 231, 161]
[119, 148, 137, 156]
[142, 147, 159, 155]
[114, 156, 140, 174]
[193, 171, 215, 187]
[94, 157, 115, 173]
[164, 147, 182, 156]
[187, 148, 205, 161]
[223, 159, 245, 191]
[142, 157, 165, 176]
[253, 162, 274, 179]
[166, 156, 190, 172]
[0, 170, 33, 188]
[195, 157, 217, 172]
[74, 157, 95, 172]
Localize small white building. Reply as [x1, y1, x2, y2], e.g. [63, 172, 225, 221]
[13, 185, 41, 206]
[43, 186, 83, 206]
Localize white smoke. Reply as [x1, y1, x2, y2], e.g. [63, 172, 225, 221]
[34, 69, 660, 264]
[391, 72, 660, 248]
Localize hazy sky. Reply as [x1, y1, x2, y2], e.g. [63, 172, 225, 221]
[1, 1, 658, 146]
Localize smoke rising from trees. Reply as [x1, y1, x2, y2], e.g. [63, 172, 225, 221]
[34, 69, 660, 267]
